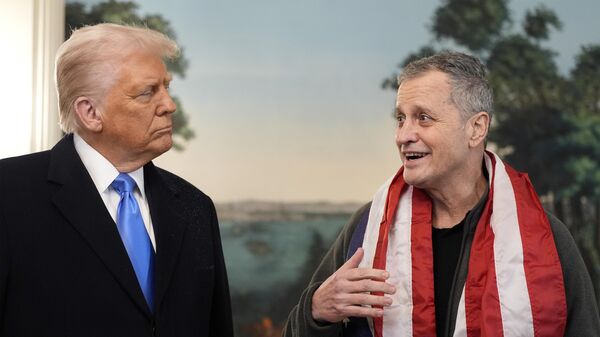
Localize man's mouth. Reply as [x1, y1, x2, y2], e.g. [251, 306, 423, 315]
[404, 152, 429, 161]
[156, 126, 172, 134]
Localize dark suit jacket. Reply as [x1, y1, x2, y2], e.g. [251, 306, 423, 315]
[0, 135, 234, 337]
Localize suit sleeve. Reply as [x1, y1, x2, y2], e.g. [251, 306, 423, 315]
[546, 213, 600, 336]
[282, 203, 370, 337]
[0, 219, 6, 331]
[0, 165, 8, 329]
[207, 199, 234, 337]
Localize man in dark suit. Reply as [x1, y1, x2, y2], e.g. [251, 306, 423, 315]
[0, 23, 233, 336]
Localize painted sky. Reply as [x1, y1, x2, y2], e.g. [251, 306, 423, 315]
[73, 0, 600, 202]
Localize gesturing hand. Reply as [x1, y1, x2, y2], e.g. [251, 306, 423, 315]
[311, 247, 396, 323]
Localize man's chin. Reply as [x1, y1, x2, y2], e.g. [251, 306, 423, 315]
[161, 138, 173, 153]
[151, 136, 173, 158]
[402, 171, 426, 188]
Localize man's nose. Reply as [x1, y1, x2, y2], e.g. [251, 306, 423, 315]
[158, 89, 177, 116]
[396, 120, 419, 144]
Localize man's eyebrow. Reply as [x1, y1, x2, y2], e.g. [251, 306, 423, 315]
[131, 74, 173, 90]
[395, 104, 432, 116]
[414, 105, 432, 114]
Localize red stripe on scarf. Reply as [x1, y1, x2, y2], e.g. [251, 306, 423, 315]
[506, 166, 567, 337]
[373, 171, 405, 337]
[465, 154, 504, 337]
[411, 188, 436, 336]
[464, 197, 504, 337]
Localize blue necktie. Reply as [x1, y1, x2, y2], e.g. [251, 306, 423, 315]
[111, 173, 155, 311]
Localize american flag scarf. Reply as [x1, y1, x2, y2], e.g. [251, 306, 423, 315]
[357, 151, 566, 337]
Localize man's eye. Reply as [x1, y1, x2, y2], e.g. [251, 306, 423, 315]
[396, 114, 406, 122]
[418, 113, 432, 121]
[138, 89, 154, 97]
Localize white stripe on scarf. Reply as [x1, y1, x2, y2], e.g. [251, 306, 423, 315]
[360, 181, 415, 337]
[488, 153, 534, 336]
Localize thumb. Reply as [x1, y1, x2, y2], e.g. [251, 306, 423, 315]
[340, 247, 364, 271]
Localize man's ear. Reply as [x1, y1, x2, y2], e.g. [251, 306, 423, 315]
[468, 111, 490, 148]
[74, 97, 102, 133]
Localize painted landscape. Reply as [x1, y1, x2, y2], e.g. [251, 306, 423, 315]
[217, 201, 362, 337]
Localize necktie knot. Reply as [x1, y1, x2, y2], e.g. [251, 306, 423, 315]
[111, 173, 137, 195]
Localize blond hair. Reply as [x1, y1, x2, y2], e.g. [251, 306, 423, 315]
[55, 23, 179, 133]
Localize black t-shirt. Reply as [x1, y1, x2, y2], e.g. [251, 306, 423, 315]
[432, 220, 465, 337]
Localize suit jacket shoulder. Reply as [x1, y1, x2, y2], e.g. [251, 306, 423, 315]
[0, 149, 52, 184]
[150, 165, 214, 206]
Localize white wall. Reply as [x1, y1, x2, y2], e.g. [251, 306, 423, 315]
[0, 0, 64, 159]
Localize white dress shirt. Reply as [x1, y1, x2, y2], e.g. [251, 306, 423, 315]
[73, 133, 156, 250]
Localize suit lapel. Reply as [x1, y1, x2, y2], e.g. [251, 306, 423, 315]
[144, 162, 187, 312]
[48, 135, 152, 318]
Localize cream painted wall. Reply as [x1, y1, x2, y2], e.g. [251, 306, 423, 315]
[0, 0, 64, 159]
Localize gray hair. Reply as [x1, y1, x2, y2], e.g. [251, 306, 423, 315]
[55, 23, 180, 133]
[398, 50, 494, 121]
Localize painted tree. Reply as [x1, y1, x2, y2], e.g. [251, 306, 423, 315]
[65, 0, 195, 150]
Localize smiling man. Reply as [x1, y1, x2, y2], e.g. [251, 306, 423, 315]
[0, 24, 233, 336]
[284, 51, 600, 337]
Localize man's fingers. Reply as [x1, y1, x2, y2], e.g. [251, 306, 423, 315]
[320, 295, 391, 322]
[313, 249, 396, 323]
[336, 303, 389, 319]
[340, 247, 364, 271]
[345, 267, 389, 282]
[343, 278, 396, 295]
[338, 248, 390, 281]
[344, 293, 394, 307]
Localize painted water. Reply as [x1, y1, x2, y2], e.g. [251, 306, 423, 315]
[220, 214, 352, 337]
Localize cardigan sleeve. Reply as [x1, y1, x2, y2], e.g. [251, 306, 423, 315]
[546, 212, 600, 336]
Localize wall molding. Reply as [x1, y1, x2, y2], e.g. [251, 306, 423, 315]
[31, 0, 64, 152]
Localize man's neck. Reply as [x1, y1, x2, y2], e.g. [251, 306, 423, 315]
[76, 132, 147, 173]
[427, 169, 487, 229]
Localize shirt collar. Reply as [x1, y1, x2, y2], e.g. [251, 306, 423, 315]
[73, 133, 146, 196]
